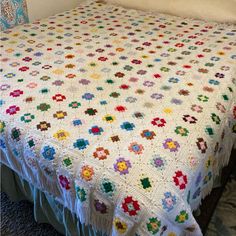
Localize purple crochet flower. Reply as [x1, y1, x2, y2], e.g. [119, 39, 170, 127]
[94, 199, 107, 214]
[82, 93, 94, 100]
[171, 98, 182, 105]
[114, 158, 131, 175]
[163, 138, 180, 152]
[52, 80, 64, 86]
[143, 80, 155, 87]
[151, 93, 164, 100]
[151, 155, 166, 170]
[79, 79, 90, 85]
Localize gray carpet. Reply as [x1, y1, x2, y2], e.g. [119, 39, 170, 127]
[1, 171, 236, 236]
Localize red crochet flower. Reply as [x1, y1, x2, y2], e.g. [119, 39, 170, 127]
[59, 175, 70, 190]
[10, 89, 23, 97]
[115, 105, 127, 112]
[98, 56, 108, 61]
[19, 66, 29, 72]
[52, 94, 66, 102]
[151, 117, 166, 127]
[153, 73, 161, 79]
[122, 196, 140, 216]
[119, 84, 129, 90]
[173, 171, 188, 190]
[6, 105, 20, 115]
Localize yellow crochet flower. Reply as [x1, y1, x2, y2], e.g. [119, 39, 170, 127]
[102, 114, 116, 123]
[163, 108, 173, 114]
[90, 73, 101, 80]
[113, 217, 128, 234]
[53, 130, 70, 141]
[53, 69, 64, 75]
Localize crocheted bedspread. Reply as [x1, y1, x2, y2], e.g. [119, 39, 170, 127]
[1, 1, 236, 235]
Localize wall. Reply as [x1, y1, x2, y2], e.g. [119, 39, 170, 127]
[26, 0, 84, 22]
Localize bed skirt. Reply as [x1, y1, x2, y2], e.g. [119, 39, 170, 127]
[0, 163, 105, 236]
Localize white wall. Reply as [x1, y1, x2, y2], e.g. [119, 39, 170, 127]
[26, 0, 84, 22]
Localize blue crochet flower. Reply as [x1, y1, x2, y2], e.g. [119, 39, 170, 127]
[162, 192, 177, 212]
[73, 139, 89, 150]
[89, 126, 104, 135]
[42, 146, 56, 160]
[120, 122, 135, 131]
[82, 93, 94, 100]
[73, 119, 82, 126]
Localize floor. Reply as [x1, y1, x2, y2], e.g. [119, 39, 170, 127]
[1, 169, 236, 236]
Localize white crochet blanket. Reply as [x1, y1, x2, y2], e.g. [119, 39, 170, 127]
[0, 1, 236, 235]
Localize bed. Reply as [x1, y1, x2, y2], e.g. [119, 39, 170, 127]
[0, 0, 236, 235]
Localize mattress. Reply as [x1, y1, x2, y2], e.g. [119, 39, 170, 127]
[0, 1, 236, 235]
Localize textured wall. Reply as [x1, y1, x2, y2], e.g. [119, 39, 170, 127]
[26, 0, 84, 22]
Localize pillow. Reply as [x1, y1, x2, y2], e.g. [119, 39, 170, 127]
[106, 0, 236, 23]
[0, 0, 29, 31]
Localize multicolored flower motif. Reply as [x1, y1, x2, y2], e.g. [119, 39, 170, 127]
[162, 192, 177, 212]
[122, 196, 140, 216]
[59, 175, 70, 190]
[75, 186, 87, 202]
[37, 103, 50, 112]
[175, 126, 189, 137]
[37, 121, 51, 131]
[6, 105, 20, 115]
[128, 142, 144, 155]
[80, 165, 94, 181]
[100, 178, 115, 197]
[102, 114, 115, 123]
[151, 155, 166, 170]
[53, 129, 70, 141]
[146, 217, 161, 234]
[84, 108, 98, 116]
[151, 117, 166, 127]
[140, 129, 156, 140]
[11, 127, 21, 142]
[89, 125, 104, 135]
[196, 138, 208, 153]
[73, 139, 89, 150]
[163, 139, 180, 152]
[197, 95, 209, 102]
[114, 158, 131, 175]
[113, 217, 128, 234]
[175, 210, 189, 223]
[94, 199, 107, 214]
[211, 113, 221, 124]
[52, 93, 66, 102]
[73, 119, 82, 126]
[10, 89, 23, 97]
[191, 104, 203, 113]
[173, 171, 188, 190]
[20, 113, 35, 123]
[41, 146, 56, 161]
[183, 115, 197, 124]
[53, 111, 67, 119]
[140, 176, 152, 190]
[120, 122, 135, 131]
[93, 147, 110, 160]
[69, 101, 81, 108]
